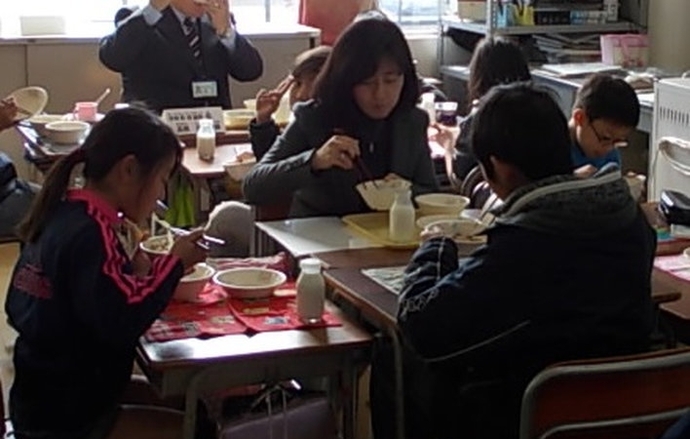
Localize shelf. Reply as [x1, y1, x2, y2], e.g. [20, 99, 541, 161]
[441, 16, 637, 35]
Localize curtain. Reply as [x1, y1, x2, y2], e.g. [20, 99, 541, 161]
[298, 0, 378, 45]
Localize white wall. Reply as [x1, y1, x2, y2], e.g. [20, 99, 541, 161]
[648, 0, 690, 72]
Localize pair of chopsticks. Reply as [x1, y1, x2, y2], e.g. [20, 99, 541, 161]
[333, 128, 380, 189]
[354, 157, 380, 189]
[154, 200, 225, 249]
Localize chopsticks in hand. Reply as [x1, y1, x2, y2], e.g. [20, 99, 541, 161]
[333, 128, 380, 189]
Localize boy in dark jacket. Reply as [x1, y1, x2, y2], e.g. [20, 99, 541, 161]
[394, 83, 655, 438]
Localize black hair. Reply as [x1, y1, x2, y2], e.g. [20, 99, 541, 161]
[468, 37, 532, 107]
[471, 82, 573, 181]
[292, 45, 332, 80]
[18, 106, 181, 242]
[574, 73, 640, 127]
[312, 15, 419, 130]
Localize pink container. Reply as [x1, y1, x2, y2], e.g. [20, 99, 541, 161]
[73, 101, 98, 122]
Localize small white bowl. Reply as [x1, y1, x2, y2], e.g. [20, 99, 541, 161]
[415, 193, 469, 216]
[139, 235, 173, 257]
[425, 218, 485, 237]
[44, 120, 89, 145]
[223, 109, 254, 130]
[356, 179, 412, 211]
[174, 263, 215, 302]
[6, 86, 49, 122]
[416, 214, 461, 229]
[213, 267, 287, 299]
[243, 99, 257, 111]
[28, 114, 66, 137]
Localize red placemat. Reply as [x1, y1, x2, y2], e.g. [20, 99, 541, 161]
[227, 284, 341, 333]
[145, 284, 245, 342]
[654, 254, 690, 282]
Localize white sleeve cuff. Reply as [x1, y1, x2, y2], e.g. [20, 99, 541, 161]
[141, 4, 163, 26]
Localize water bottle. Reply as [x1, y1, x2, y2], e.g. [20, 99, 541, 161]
[196, 118, 216, 161]
[296, 258, 325, 324]
[389, 188, 416, 242]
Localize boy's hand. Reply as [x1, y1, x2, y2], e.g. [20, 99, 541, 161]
[574, 164, 597, 179]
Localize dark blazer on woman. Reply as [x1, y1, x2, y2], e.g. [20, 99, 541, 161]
[99, 6, 263, 112]
[242, 100, 439, 218]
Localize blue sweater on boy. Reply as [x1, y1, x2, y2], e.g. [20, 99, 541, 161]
[571, 141, 621, 169]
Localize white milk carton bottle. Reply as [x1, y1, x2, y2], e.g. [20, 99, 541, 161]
[389, 188, 415, 242]
[296, 258, 325, 323]
[196, 118, 216, 161]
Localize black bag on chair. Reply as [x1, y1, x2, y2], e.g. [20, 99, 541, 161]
[0, 153, 36, 241]
[217, 386, 338, 439]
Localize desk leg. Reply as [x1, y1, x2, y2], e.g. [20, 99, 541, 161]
[389, 329, 406, 439]
[340, 362, 359, 439]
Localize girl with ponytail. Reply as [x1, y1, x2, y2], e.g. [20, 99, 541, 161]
[7, 107, 207, 439]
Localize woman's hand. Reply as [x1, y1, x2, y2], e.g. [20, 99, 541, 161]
[311, 135, 360, 171]
[169, 229, 208, 270]
[255, 75, 294, 124]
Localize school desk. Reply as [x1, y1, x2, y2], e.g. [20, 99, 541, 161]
[136, 300, 372, 439]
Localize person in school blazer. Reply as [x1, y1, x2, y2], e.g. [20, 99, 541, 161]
[99, 0, 263, 113]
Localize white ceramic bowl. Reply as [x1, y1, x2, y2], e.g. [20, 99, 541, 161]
[416, 214, 461, 229]
[213, 267, 287, 299]
[356, 179, 412, 211]
[426, 218, 485, 236]
[174, 263, 215, 302]
[44, 120, 89, 145]
[28, 114, 65, 137]
[243, 99, 257, 111]
[139, 235, 173, 257]
[415, 193, 470, 216]
[6, 86, 48, 121]
[224, 109, 254, 130]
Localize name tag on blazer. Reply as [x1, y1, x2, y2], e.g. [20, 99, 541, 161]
[192, 81, 218, 99]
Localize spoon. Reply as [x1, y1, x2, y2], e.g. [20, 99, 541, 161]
[94, 88, 111, 107]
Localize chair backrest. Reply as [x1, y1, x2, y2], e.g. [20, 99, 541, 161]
[520, 348, 690, 439]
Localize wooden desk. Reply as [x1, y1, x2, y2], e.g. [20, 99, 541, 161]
[137, 301, 372, 439]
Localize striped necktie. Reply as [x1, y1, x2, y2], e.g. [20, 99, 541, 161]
[183, 17, 201, 62]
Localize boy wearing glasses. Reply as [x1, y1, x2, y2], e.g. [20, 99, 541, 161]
[569, 73, 640, 171]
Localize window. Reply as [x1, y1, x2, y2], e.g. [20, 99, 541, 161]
[0, 0, 298, 36]
[378, 0, 442, 29]
[0, 0, 440, 35]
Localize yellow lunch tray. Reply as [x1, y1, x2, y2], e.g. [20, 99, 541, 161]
[342, 212, 421, 249]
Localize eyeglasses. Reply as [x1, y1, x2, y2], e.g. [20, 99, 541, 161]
[589, 122, 628, 148]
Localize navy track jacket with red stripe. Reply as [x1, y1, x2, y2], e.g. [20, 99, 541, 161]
[5, 189, 184, 436]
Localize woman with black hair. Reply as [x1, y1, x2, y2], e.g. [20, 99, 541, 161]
[242, 15, 438, 218]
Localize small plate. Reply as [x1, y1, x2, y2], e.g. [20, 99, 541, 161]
[5, 86, 49, 121]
